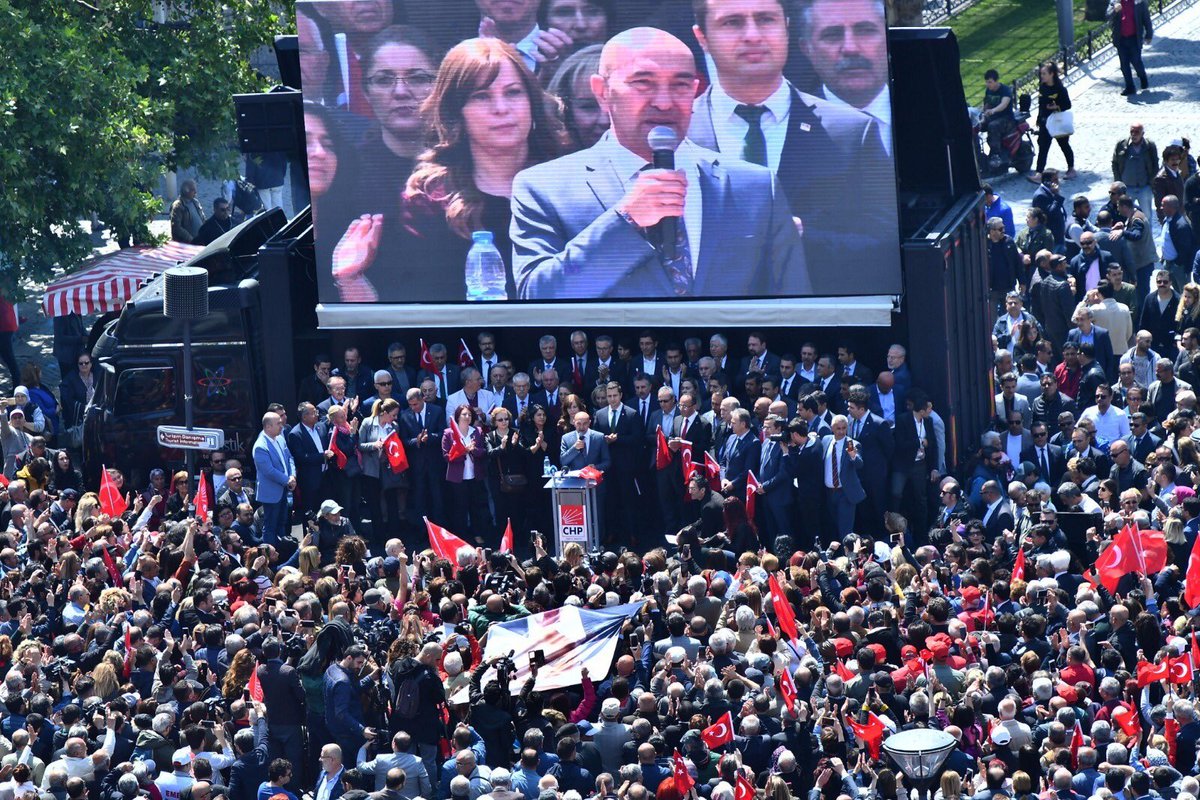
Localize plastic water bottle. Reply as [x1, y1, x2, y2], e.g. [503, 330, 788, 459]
[542, 456, 553, 477]
[465, 230, 508, 301]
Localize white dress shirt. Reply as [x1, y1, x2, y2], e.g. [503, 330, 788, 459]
[316, 769, 343, 800]
[824, 438, 843, 488]
[707, 78, 793, 172]
[512, 25, 542, 72]
[600, 132, 706, 272]
[877, 389, 896, 422]
[823, 84, 892, 157]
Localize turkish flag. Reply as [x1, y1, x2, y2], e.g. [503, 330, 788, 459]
[384, 431, 409, 472]
[99, 466, 128, 517]
[735, 773, 756, 800]
[248, 662, 264, 702]
[832, 658, 854, 681]
[701, 711, 735, 749]
[1111, 702, 1140, 738]
[847, 711, 885, 759]
[329, 431, 349, 469]
[1095, 524, 1168, 591]
[458, 338, 475, 369]
[123, 627, 135, 679]
[1166, 714, 1180, 763]
[1192, 630, 1200, 673]
[1070, 720, 1083, 768]
[704, 452, 721, 482]
[656, 427, 672, 470]
[1011, 547, 1026, 582]
[447, 423, 468, 462]
[681, 448, 695, 486]
[746, 471, 761, 521]
[100, 546, 124, 586]
[425, 517, 469, 568]
[194, 470, 211, 521]
[1136, 659, 1171, 686]
[778, 666, 799, 716]
[768, 573, 798, 642]
[1185, 531, 1200, 608]
[500, 519, 514, 554]
[1168, 656, 1192, 685]
[419, 338, 434, 371]
[671, 751, 694, 793]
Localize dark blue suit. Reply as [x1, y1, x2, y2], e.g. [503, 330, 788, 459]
[784, 437, 826, 548]
[399, 402, 447, 528]
[511, 133, 811, 300]
[1067, 325, 1116, 379]
[720, 431, 762, 496]
[593, 404, 642, 540]
[755, 438, 793, 539]
[688, 83, 896, 294]
[227, 718, 269, 800]
[822, 435, 864, 539]
[323, 662, 371, 761]
[287, 422, 328, 515]
[849, 412, 894, 534]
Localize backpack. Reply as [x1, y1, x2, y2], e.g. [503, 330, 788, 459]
[393, 674, 422, 720]
[232, 178, 264, 218]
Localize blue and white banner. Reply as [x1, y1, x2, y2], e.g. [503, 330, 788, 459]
[481, 602, 640, 695]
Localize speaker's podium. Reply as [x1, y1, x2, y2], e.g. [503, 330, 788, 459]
[544, 470, 602, 556]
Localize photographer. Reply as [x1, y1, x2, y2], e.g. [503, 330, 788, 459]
[468, 656, 518, 770]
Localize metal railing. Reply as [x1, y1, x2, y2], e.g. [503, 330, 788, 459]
[1010, 0, 1199, 100]
[923, 0, 982, 25]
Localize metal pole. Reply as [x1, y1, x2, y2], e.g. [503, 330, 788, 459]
[1056, 0, 1075, 51]
[183, 318, 195, 479]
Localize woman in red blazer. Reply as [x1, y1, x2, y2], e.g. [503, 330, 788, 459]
[442, 404, 492, 543]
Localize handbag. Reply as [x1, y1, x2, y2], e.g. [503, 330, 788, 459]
[500, 473, 528, 493]
[1045, 109, 1074, 138]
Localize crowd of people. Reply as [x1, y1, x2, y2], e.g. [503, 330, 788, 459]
[16, 5, 1200, 800]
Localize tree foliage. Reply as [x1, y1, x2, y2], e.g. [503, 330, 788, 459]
[0, 0, 293, 292]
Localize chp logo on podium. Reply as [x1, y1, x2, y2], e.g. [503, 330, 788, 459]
[558, 504, 587, 542]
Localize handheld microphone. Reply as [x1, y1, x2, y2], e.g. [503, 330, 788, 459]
[647, 126, 680, 260]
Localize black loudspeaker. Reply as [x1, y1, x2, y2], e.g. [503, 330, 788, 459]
[163, 267, 210, 320]
[889, 28, 980, 201]
[234, 88, 303, 154]
[275, 34, 301, 90]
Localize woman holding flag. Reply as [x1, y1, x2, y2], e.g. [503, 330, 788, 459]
[359, 397, 407, 553]
[443, 403, 491, 543]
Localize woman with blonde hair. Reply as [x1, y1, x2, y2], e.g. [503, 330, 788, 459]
[223, 649, 257, 700]
[92, 661, 120, 701]
[935, 771, 963, 800]
[74, 493, 100, 532]
[298, 546, 322, 579]
[1177, 282, 1200, 326]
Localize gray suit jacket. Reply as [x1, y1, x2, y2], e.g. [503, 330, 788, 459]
[821, 435, 865, 504]
[560, 429, 611, 472]
[511, 133, 810, 300]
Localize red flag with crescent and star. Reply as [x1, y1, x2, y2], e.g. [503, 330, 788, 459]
[847, 712, 885, 759]
[768, 573, 798, 642]
[704, 452, 721, 482]
[194, 470, 211, 521]
[735, 772, 756, 800]
[1185, 531, 1200, 608]
[778, 665, 799, 716]
[1011, 547, 1026, 582]
[384, 430, 409, 472]
[500, 519, 514, 554]
[746, 471, 761, 521]
[248, 662, 264, 702]
[426, 517, 469, 568]
[671, 751, 694, 793]
[99, 466, 128, 517]
[419, 338, 434, 371]
[656, 428, 672, 470]
[701, 711, 735, 749]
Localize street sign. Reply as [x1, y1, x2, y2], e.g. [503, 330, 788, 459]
[157, 425, 225, 451]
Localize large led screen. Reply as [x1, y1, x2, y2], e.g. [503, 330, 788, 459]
[298, 0, 902, 308]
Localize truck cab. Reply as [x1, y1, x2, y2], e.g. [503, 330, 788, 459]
[81, 209, 310, 486]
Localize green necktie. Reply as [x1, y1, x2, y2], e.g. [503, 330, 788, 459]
[734, 104, 768, 167]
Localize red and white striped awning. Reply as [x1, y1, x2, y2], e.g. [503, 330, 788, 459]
[41, 241, 204, 318]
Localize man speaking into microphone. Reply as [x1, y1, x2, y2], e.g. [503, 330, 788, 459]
[510, 27, 810, 301]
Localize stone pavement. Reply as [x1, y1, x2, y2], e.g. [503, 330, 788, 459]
[984, 0, 1200, 224]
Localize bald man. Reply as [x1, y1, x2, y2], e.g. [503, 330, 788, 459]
[511, 27, 810, 301]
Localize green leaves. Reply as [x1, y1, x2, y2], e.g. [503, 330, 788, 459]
[0, 0, 294, 292]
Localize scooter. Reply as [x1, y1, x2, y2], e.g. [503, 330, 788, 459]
[970, 106, 1036, 177]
